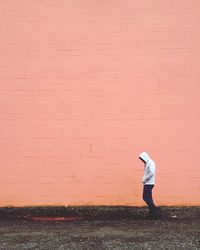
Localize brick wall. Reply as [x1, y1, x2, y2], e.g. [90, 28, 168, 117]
[0, 0, 199, 206]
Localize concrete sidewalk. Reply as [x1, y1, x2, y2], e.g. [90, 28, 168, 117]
[0, 206, 199, 249]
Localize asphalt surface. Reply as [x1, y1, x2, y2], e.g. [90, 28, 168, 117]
[0, 206, 199, 250]
[0, 217, 199, 250]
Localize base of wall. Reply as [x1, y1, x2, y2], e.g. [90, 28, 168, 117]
[0, 206, 199, 220]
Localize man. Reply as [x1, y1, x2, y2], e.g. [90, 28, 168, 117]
[139, 152, 161, 218]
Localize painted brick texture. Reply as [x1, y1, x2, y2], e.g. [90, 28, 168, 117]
[0, 0, 200, 206]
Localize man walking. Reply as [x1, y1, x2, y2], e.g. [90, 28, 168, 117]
[139, 152, 161, 218]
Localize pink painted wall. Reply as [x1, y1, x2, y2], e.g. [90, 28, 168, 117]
[0, 0, 200, 206]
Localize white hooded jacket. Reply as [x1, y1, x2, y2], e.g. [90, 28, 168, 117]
[139, 152, 156, 185]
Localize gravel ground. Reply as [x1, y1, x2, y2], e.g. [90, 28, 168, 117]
[0, 217, 199, 250]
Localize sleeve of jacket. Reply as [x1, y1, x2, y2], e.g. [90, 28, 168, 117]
[143, 162, 154, 182]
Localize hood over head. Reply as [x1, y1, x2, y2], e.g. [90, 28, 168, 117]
[139, 152, 151, 163]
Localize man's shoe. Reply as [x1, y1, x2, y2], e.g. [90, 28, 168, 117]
[156, 207, 162, 217]
[148, 208, 162, 219]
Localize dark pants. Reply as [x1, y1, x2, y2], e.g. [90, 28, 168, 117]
[143, 184, 157, 216]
